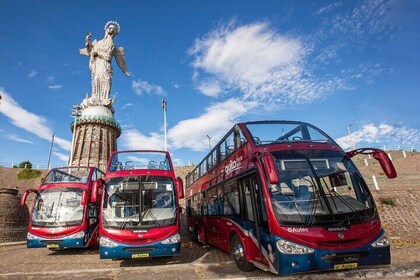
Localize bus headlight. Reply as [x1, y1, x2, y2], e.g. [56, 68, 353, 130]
[27, 232, 38, 240]
[66, 231, 85, 239]
[277, 239, 314, 254]
[100, 236, 118, 247]
[161, 233, 180, 244]
[371, 231, 390, 248]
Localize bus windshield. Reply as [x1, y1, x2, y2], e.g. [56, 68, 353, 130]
[31, 188, 84, 227]
[103, 176, 176, 229]
[269, 150, 376, 227]
[43, 167, 91, 184]
[246, 122, 335, 146]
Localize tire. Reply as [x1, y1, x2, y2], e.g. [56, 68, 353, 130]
[230, 234, 255, 272]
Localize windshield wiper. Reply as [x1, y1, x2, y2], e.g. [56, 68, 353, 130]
[330, 191, 365, 224]
[120, 214, 134, 230]
[143, 205, 161, 227]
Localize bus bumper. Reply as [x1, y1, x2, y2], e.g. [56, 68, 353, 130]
[273, 231, 391, 275]
[27, 237, 86, 249]
[99, 237, 181, 259]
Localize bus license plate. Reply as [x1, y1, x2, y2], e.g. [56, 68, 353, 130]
[47, 244, 60, 249]
[132, 253, 149, 258]
[334, 263, 358, 270]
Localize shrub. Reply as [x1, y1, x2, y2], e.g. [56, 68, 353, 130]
[17, 169, 41, 180]
[379, 197, 396, 207]
[18, 161, 32, 169]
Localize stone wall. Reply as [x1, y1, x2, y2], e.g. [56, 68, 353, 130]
[0, 189, 29, 242]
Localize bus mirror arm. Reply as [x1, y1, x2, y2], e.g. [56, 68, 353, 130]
[91, 179, 105, 203]
[255, 152, 279, 184]
[20, 189, 38, 207]
[176, 177, 184, 199]
[346, 148, 397, 179]
[81, 190, 88, 206]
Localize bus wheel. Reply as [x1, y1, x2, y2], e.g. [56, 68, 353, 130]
[230, 234, 255, 272]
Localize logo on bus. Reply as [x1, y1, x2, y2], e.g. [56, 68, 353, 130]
[326, 226, 350, 232]
[287, 227, 309, 233]
[225, 156, 243, 175]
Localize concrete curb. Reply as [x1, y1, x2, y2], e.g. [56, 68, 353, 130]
[0, 241, 26, 247]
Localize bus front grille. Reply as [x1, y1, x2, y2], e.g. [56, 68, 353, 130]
[42, 240, 64, 245]
[123, 247, 156, 254]
[321, 252, 369, 263]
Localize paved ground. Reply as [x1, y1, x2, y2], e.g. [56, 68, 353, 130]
[0, 234, 419, 280]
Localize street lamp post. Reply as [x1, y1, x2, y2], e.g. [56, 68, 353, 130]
[206, 135, 212, 150]
[347, 124, 356, 150]
[70, 105, 82, 167]
[162, 99, 167, 151]
[47, 133, 55, 170]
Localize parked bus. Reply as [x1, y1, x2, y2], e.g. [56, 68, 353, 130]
[185, 120, 396, 275]
[20, 166, 105, 249]
[94, 150, 184, 259]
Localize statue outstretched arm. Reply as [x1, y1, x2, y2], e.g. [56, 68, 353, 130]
[79, 32, 93, 56]
[114, 47, 130, 76]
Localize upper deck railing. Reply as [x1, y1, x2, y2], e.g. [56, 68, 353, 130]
[107, 150, 173, 173]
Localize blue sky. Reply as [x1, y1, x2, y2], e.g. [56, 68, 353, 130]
[1, 0, 419, 168]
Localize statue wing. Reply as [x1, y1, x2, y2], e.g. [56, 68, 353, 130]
[79, 47, 89, 56]
[114, 47, 129, 76]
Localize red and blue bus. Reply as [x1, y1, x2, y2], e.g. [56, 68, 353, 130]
[95, 150, 184, 259]
[185, 120, 396, 275]
[20, 166, 105, 250]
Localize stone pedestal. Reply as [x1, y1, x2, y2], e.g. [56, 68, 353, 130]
[70, 106, 121, 171]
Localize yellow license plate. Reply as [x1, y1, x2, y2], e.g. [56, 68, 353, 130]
[334, 263, 358, 270]
[47, 244, 60, 249]
[132, 253, 149, 258]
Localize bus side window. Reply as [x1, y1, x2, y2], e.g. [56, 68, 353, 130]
[241, 179, 255, 222]
[223, 179, 240, 215]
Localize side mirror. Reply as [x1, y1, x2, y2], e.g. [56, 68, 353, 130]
[20, 189, 38, 207]
[262, 154, 279, 184]
[176, 177, 184, 199]
[91, 179, 104, 203]
[346, 148, 397, 179]
[81, 190, 88, 205]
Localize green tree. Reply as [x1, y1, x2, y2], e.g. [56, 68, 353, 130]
[18, 161, 32, 169]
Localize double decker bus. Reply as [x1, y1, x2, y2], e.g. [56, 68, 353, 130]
[94, 150, 184, 259]
[20, 166, 105, 250]
[185, 120, 396, 275]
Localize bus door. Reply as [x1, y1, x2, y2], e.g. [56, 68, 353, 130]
[239, 173, 270, 266]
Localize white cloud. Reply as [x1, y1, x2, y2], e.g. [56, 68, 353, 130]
[121, 129, 165, 151]
[196, 80, 222, 97]
[121, 103, 133, 110]
[168, 99, 252, 151]
[189, 21, 344, 107]
[4, 131, 34, 144]
[314, 2, 343, 16]
[0, 88, 71, 151]
[172, 82, 180, 89]
[132, 79, 166, 96]
[28, 70, 38, 79]
[52, 151, 69, 162]
[329, 0, 392, 42]
[336, 123, 420, 150]
[49, 85, 63, 90]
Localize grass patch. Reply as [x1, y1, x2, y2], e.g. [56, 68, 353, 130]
[17, 169, 42, 180]
[379, 196, 396, 207]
